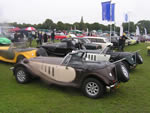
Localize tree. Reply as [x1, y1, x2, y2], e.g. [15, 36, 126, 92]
[57, 21, 64, 30]
[42, 19, 54, 29]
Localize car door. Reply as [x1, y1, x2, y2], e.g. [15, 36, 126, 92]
[30, 61, 76, 83]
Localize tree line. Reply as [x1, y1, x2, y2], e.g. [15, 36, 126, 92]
[4, 19, 150, 34]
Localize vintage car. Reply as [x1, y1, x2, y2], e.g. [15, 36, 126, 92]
[40, 38, 102, 56]
[83, 36, 113, 48]
[12, 50, 129, 98]
[101, 47, 143, 70]
[0, 42, 47, 63]
[147, 46, 150, 56]
[78, 47, 143, 71]
[62, 38, 102, 50]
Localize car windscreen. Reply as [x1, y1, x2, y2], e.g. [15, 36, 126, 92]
[81, 39, 91, 43]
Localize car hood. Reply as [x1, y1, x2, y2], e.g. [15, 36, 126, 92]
[110, 52, 133, 59]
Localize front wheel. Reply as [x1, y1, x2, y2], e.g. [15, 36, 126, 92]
[14, 67, 31, 84]
[136, 53, 143, 64]
[82, 78, 105, 99]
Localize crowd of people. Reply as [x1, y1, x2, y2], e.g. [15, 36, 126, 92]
[10, 29, 128, 51]
[13, 30, 56, 47]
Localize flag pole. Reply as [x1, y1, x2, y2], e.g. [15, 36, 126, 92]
[110, 0, 112, 42]
[127, 13, 130, 37]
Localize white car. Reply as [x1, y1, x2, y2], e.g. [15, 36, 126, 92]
[125, 37, 137, 45]
[83, 37, 113, 48]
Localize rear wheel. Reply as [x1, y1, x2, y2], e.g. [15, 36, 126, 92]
[14, 67, 31, 84]
[82, 78, 105, 99]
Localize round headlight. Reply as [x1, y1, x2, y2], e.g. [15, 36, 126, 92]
[131, 58, 134, 61]
[109, 73, 113, 77]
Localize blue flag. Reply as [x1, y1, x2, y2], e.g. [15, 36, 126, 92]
[102, 1, 111, 21]
[102, 1, 115, 21]
[111, 4, 115, 21]
[125, 13, 128, 22]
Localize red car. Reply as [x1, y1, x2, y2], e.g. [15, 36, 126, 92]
[54, 33, 67, 40]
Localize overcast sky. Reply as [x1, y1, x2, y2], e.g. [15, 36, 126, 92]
[0, 0, 149, 25]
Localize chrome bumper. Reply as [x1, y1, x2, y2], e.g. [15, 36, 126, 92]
[130, 64, 136, 69]
[106, 82, 119, 92]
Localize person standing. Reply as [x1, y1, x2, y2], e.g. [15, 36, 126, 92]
[43, 32, 48, 43]
[14, 32, 19, 42]
[28, 31, 33, 47]
[51, 30, 55, 43]
[119, 33, 128, 51]
[38, 32, 43, 45]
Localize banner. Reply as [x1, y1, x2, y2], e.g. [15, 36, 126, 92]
[101, 1, 115, 21]
[144, 28, 147, 35]
[125, 13, 128, 22]
[102, 1, 111, 21]
[111, 4, 115, 21]
[120, 25, 123, 36]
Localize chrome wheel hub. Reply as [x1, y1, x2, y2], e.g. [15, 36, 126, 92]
[17, 70, 26, 82]
[86, 82, 99, 96]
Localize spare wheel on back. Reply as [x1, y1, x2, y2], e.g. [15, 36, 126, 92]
[116, 62, 129, 82]
[136, 52, 143, 64]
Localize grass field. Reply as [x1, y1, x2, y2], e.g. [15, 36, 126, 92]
[0, 42, 150, 113]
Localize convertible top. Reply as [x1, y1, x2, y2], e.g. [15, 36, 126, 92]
[29, 56, 64, 65]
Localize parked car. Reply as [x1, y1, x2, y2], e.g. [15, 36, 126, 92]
[54, 32, 67, 40]
[12, 50, 129, 98]
[40, 38, 101, 57]
[83, 36, 113, 48]
[125, 37, 137, 45]
[147, 46, 150, 56]
[62, 38, 102, 50]
[144, 35, 150, 42]
[0, 42, 47, 63]
[102, 47, 143, 70]
[131, 36, 140, 44]
[79, 47, 143, 71]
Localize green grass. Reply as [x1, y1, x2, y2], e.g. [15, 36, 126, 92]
[0, 43, 150, 113]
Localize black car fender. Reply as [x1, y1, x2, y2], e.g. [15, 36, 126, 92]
[79, 72, 113, 87]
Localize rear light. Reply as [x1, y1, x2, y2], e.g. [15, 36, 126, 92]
[113, 80, 116, 83]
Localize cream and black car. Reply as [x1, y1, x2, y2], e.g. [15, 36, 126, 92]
[12, 50, 129, 99]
